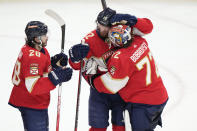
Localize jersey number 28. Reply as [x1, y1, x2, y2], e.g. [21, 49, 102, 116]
[12, 60, 21, 86]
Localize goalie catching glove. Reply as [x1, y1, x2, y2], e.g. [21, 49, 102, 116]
[83, 57, 108, 75]
[83, 58, 98, 75]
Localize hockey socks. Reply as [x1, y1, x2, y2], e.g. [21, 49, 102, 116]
[89, 125, 125, 131]
[112, 125, 125, 131]
[89, 127, 107, 131]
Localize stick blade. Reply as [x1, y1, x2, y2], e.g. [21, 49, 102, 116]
[124, 110, 132, 131]
[45, 9, 65, 26]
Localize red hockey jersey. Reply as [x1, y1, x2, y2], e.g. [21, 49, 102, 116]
[9, 45, 56, 109]
[69, 18, 154, 84]
[94, 36, 168, 105]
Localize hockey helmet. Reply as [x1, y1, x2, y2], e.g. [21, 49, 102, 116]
[97, 8, 116, 26]
[108, 25, 132, 47]
[25, 21, 48, 42]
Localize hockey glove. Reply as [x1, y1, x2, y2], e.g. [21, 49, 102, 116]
[51, 53, 68, 69]
[48, 67, 73, 86]
[69, 43, 90, 62]
[110, 14, 137, 26]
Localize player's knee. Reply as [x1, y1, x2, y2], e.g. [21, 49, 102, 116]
[112, 125, 125, 131]
[89, 127, 107, 131]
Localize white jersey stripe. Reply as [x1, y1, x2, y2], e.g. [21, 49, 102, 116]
[100, 72, 129, 94]
[133, 27, 145, 36]
[43, 72, 48, 77]
[25, 76, 40, 93]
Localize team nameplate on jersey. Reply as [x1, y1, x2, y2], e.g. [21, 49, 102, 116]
[30, 63, 39, 75]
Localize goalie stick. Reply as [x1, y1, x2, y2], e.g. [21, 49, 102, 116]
[45, 9, 65, 131]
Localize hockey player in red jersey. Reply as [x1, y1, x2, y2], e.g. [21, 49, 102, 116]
[8, 21, 73, 131]
[89, 24, 168, 131]
[69, 8, 154, 131]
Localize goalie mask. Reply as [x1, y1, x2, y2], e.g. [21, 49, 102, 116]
[108, 25, 132, 48]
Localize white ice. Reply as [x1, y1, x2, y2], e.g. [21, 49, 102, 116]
[0, 0, 197, 130]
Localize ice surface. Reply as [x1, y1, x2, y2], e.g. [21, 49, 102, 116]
[1, 1, 197, 130]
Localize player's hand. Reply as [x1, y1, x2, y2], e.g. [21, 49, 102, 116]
[110, 14, 137, 26]
[69, 43, 90, 62]
[51, 53, 68, 69]
[48, 67, 73, 86]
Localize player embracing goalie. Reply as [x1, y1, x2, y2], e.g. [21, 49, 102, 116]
[69, 8, 168, 131]
[89, 24, 169, 131]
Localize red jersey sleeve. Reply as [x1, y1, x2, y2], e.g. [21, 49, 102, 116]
[93, 50, 132, 94]
[23, 48, 55, 95]
[133, 18, 153, 35]
[69, 59, 81, 70]
[69, 31, 94, 70]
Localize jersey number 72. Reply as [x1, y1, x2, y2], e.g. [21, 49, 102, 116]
[136, 52, 160, 86]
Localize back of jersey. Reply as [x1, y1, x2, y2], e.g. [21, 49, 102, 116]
[9, 45, 54, 109]
[117, 36, 168, 105]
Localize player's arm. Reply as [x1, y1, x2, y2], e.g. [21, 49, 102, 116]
[68, 42, 94, 85]
[110, 14, 153, 35]
[133, 18, 153, 35]
[68, 32, 95, 70]
[25, 67, 72, 95]
[24, 55, 55, 95]
[68, 44, 91, 70]
[25, 75, 55, 95]
[90, 51, 131, 94]
[24, 52, 72, 95]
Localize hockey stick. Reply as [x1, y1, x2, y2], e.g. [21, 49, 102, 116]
[45, 9, 65, 131]
[101, 0, 107, 9]
[74, 62, 83, 131]
[74, 1, 107, 130]
[124, 110, 132, 131]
